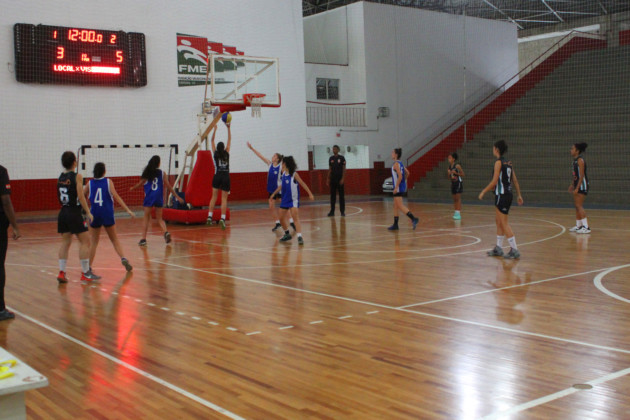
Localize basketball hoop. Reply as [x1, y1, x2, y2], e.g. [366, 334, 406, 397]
[243, 93, 266, 118]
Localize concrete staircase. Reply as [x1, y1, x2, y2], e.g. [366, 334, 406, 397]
[409, 45, 630, 207]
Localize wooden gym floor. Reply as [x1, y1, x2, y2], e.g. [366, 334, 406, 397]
[2, 200, 630, 419]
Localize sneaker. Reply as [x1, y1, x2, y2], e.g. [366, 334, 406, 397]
[206, 218, 215, 226]
[290, 222, 296, 231]
[219, 219, 226, 230]
[138, 239, 147, 246]
[164, 232, 172, 244]
[297, 236, 304, 245]
[412, 218, 419, 230]
[453, 213, 461, 220]
[121, 258, 133, 272]
[81, 270, 101, 283]
[487, 246, 504, 257]
[272, 223, 282, 232]
[576, 226, 591, 234]
[388, 224, 399, 231]
[504, 248, 521, 259]
[0, 309, 15, 321]
[327, 212, 334, 217]
[57, 271, 68, 284]
[279, 233, 292, 242]
[569, 226, 580, 232]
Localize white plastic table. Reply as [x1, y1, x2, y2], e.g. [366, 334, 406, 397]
[0, 347, 49, 420]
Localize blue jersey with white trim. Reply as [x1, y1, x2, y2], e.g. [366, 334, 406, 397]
[143, 169, 164, 207]
[280, 172, 300, 208]
[494, 157, 513, 195]
[89, 178, 114, 219]
[267, 163, 282, 193]
[391, 160, 407, 193]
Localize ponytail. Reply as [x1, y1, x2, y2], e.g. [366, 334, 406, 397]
[142, 155, 161, 181]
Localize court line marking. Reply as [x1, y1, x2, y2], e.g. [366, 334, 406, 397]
[174, 217, 566, 271]
[308, 234, 482, 253]
[593, 264, 630, 304]
[152, 259, 630, 355]
[398, 266, 616, 309]
[7, 307, 246, 420]
[479, 365, 630, 419]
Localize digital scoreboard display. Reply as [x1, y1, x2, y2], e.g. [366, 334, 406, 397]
[14, 23, 147, 87]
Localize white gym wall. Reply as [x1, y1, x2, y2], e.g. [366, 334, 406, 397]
[0, 0, 306, 180]
[304, 2, 518, 167]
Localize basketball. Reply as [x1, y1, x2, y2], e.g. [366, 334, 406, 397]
[221, 112, 232, 125]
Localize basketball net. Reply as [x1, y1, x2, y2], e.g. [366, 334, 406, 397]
[250, 96, 263, 118]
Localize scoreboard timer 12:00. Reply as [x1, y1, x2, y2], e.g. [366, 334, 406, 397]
[14, 23, 147, 87]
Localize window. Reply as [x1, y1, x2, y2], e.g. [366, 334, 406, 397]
[316, 78, 339, 100]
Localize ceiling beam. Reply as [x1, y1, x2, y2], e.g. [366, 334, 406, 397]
[541, 0, 564, 22]
[482, 0, 524, 30]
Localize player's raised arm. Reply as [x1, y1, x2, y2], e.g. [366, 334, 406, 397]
[248, 142, 271, 166]
[225, 124, 231, 153]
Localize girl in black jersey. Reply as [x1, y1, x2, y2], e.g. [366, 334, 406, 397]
[207, 123, 231, 230]
[479, 140, 523, 259]
[447, 153, 464, 220]
[56, 151, 100, 283]
[569, 143, 590, 234]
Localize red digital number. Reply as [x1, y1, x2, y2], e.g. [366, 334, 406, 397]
[57, 46, 64, 59]
[116, 51, 123, 63]
[67, 29, 104, 43]
[53, 30, 57, 39]
[110, 34, 117, 44]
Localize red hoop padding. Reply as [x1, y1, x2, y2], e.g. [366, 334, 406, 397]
[185, 151, 217, 207]
[243, 93, 266, 106]
[163, 150, 230, 224]
[218, 103, 246, 113]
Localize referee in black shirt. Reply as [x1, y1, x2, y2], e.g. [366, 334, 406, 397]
[0, 165, 20, 321]
[327, 145, 346, 217]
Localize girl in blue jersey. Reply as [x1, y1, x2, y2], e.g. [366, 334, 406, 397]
[388, 148, 419, 231]
[568, 143, 590, 234]
[84, 162, 135, 273]
[269, 156, 314, 245]
[479, 140, 523, 259]
[447, 153, 465, 220]
[207, 124, 231, 229]
[131, 155, 183, 246]
[247, 142, 296, 232]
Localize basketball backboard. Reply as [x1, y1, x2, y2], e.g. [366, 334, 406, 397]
[205, 54, 280, 112]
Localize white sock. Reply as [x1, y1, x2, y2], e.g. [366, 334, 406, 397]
[221, 214, 226, 220]
[508, 236, 517, 250]
[80, 259, 90, 273]
[207, 211, 213, 220]
[59, 259, 67, 272]
[496, 236, 505, 247]
[297, 233, 302, 238]
[576, 219, 582, 228]
[580, 218, 588, 228]
[289, 218, 294, 223]
[454, 211, 460, 216]
[275, 220, 280, 224]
